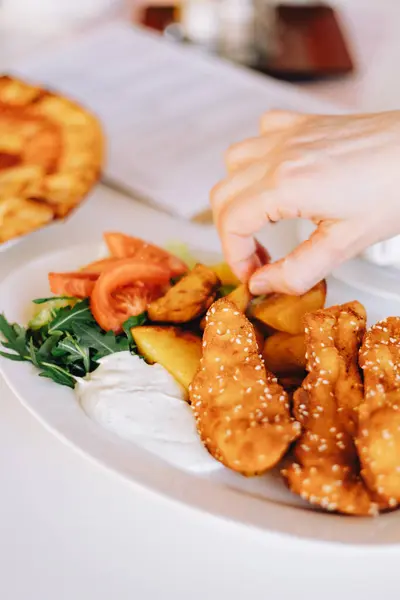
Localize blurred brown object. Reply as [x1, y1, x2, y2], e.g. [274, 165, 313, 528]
[131, 0, 180, 30]
[141, 6, 176, 31]
[256, 3, 354, 81]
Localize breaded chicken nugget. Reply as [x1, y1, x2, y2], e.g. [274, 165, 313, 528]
[189, 298, 301, 475]
[283, 302, 383, 516]
[357, 318, 400, 508]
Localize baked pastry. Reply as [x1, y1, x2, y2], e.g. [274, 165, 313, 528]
[0, 75, 104, 243]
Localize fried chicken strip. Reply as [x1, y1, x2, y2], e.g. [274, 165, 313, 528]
[283, 302, 382, 516]
[357, 318, 400, 507]
[189, 298, 301, 475]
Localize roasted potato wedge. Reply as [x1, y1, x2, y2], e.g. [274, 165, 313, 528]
[262, 332, 306, 375]
[148, 263, 220, 323]
[209, 261, 240, 286]
[250, 280, 327, 334]
[131, 326, 202, 397]
[226, 284, 252, 313]
[200, 284, 252, 330]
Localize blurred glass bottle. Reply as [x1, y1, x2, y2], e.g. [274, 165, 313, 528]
[217, 0, 257, 66]
[179, 0, 278, 68]
[179, 0, 220, 52]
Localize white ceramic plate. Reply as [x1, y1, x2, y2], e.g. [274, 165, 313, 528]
[2, 242, 400, 548]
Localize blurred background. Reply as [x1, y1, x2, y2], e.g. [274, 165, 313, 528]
[0, 0, 399, 112]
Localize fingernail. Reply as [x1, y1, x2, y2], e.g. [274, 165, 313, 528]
[249, 275, 272, 295]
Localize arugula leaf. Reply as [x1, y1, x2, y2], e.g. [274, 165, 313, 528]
[33, 296, 76, 305]
[28, 338, 40, 367]
[72, 322, 129, 360]
[38, 363, 76, 388]
[48, 299, 95, 334]
[1, 293, 142, 389]
[37, 332, 63, 359]
[54, 335, 90, 372]
[0, 350, 26, 362]
[122, 313, 147, 343]
[0, 314, 27, 357]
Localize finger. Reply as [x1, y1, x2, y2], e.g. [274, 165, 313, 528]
[210, 160, 268, 222]
[225, 133, 283, 173]
[260, 110, 308, 134]
[217, 179, 283, 281]
[249, 220, 363, 295]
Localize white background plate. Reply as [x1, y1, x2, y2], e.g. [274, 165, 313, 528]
[2, 241, 400, 547]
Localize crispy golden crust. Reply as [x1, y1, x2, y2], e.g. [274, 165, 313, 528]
[283, 301, 385, 516]
[148, 264, 220, 323]
[0, 75, 104, 243]
[189, 299, 301, 476]
[357, 318, 400, 507]
[0, 196, 53, 243]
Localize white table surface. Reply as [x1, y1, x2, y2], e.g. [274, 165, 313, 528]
[2, 7, 400, 597]
[1, 186, 400, 600]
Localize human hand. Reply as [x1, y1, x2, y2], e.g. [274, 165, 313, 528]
[211, 109, 400, 295]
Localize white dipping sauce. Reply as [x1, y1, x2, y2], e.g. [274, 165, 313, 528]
[75, 352, 218, 473]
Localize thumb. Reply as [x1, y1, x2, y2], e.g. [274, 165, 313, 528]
[249, 220, 364, 295]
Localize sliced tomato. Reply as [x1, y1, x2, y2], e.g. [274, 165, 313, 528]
[90, 258, 170, 333]
[48, 272, 99, 298]
[104, 232, 188, 278]
[81, 257, 120, 274]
